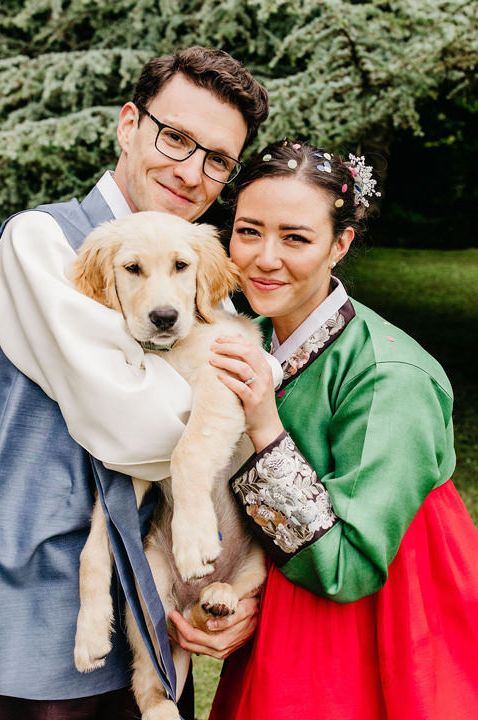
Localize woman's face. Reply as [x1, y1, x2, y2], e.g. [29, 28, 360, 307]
[231, 175, 353, 342]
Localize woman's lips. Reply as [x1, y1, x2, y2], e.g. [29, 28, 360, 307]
[249, 277, 287, 292]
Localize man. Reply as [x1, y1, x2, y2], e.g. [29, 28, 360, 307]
[0, 46, 268, 720]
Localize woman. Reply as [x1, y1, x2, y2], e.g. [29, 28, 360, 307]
[206, 141, 478, 719]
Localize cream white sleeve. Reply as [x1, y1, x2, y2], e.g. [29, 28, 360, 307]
[0, 211, 193, 481]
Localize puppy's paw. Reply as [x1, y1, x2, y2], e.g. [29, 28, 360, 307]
[74, 633, 112, 673]
[142, 699, 181, 720]
[200, 582, 239, 617]
[74, 605, 113, 673]
[172, 502, 221, 582]
[172, 537, 220, 582]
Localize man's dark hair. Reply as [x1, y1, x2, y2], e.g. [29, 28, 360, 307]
[132, 46, 268, 149]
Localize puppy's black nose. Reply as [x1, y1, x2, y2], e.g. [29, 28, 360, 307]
[149, 307, 178, 331]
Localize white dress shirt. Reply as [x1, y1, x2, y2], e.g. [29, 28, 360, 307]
[0, 173, 194, 481]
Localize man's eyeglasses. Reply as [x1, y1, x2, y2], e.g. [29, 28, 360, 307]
[138, 106, 242, 184]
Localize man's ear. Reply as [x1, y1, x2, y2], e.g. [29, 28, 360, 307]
[117, 102, 139, 155]
[193, 224, 241, 323]
[71, 222, 122, 310]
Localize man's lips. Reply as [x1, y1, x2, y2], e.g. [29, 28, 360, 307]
[157, 181, 194, 204]
[249, 277, 288, 291]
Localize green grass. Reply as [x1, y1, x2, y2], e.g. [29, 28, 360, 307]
[192, 248, 478, 718]
[193, 655, 222, 720]
[343, 247, 478, 521]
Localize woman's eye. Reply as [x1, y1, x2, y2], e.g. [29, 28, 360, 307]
[286, 234, 310, 244]
[236, 227, 259, 237]
[175, 261, 189, 272]
[125, 263, 141, 274]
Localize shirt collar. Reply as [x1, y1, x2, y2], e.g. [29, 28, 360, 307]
[96, 171, 132, 219]
[271, 277, 348, 365]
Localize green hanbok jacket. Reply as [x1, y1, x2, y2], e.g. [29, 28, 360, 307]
[231, 297, 455, 603]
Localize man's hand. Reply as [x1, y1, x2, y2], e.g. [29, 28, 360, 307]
[169, 595, 260, 660]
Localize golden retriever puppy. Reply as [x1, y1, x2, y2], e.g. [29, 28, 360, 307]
[71, 211, 266, 720]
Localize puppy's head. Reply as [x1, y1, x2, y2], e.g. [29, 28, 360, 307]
[71, 212, 239, 348]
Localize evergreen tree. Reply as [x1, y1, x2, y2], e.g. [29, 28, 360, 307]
[1, 0, 476, 218]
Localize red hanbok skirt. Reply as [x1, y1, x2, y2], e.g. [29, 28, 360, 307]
[210, 481, 478, 720]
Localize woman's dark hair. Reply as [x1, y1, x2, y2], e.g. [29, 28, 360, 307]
[234, 140, 376, 240]
[132, 46, 269, 148]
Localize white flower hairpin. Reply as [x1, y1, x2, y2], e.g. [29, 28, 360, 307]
[347, 154, 381, 207]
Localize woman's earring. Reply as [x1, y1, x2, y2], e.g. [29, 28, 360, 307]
[331, 260, 337, 269]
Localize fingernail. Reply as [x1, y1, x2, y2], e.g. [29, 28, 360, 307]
[207, 620, 218, 630]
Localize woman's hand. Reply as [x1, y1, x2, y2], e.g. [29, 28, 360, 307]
[209, 335, 284, 452]
[168, 595, 260, 660]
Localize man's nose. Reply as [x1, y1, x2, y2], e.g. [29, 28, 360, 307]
[149, 307, 178, 331]
[173, 150, 205, 187]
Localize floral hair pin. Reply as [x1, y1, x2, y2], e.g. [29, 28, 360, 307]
[315, 150, 333, 174]
[347, 154, 381, 207]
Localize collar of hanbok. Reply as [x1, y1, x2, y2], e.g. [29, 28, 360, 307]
[270, 278, 355, 388]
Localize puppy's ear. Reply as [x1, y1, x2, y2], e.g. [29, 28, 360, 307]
[71, 222, 121, 310]
[193, 223, 241, 323]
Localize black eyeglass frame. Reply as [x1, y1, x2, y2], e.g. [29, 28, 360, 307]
[137, 106, 243, 185]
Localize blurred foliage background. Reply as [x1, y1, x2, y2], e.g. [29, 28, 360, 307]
[1, 0, 477, 247]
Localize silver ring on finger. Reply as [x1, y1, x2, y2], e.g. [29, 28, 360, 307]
[244, 376, 256, 386]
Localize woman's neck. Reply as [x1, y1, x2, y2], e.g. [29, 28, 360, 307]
[272, 280, 335, 345]
[270, 277, 346, 354]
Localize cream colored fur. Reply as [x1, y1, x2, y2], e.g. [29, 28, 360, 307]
[71, 211, 266, 720]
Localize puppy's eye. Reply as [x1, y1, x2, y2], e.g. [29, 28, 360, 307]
[175, 261, 189, 272]
[125, 264, 141, 275]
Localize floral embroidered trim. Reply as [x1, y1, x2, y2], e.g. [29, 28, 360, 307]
[231, 433, 337, 555]
[281, 310, 345, 382]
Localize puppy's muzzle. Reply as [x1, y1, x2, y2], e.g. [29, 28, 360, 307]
[149, 307, 179, 332]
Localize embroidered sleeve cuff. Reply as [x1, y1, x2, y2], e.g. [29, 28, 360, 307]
[230, 431, 338, 566]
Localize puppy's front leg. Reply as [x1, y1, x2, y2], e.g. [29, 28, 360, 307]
[171, 368, 245, 582]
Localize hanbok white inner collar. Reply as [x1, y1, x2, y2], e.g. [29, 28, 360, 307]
[97, 170, 132, 219]
[271, 278, 348, 365]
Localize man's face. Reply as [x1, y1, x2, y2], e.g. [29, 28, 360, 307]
[114, 74, 248, 222]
